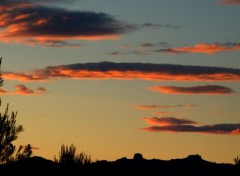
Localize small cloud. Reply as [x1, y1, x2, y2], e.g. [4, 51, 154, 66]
[0, 84, 47, 96]
[15, 84, 34, 95]
[219, 0, 240, 5]
[141, 117, 197, 126]
[141, 23, 181, 29]
[141, 117, 240, 135]
[136, 104, 197, 110]
[149, 85, 234, 95]
[25, 39, 85, 48]
[155, 43, 240, 54]
[36, 86, 47, 94]
[140, 42, 169, 48]
[107, 51, 126, 56]
[0, 88, 8, 94]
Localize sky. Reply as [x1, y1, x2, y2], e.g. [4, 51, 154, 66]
[0, 0, 240, 164]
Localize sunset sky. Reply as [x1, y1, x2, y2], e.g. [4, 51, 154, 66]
[0, 0, 240, 163]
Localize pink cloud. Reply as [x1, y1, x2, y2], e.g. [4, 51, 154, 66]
[141, 117, 240, 135]
[156, 43, 240, 54]
[141, 117, 197, 126]
[0, 84, 46, 96]
[3, 62, 240, 82]
[149, 85, 234, 95]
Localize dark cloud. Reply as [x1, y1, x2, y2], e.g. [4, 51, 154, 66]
[26, 39, 85, 47]
[140, 42, 169, 48]
[142, 117, 240, 135]
[107, 51, 127, 56]
[136, 104, 197, 110]
[3, 61, 240, 82]
[107, 42, 169, 56]
[141, 23, 181, 29]
[154, 48, 186, 54]
[149, 85, 234, 95]
[0, 0, 136, 45]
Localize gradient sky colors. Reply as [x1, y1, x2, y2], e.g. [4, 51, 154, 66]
[0, 0, 240, 164]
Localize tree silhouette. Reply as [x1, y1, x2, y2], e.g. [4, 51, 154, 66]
[0, 58, 24, 164]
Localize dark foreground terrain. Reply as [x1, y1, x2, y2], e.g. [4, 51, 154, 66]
[0, 154, 239, 176]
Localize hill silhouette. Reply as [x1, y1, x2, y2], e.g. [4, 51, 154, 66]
[0, 154, 239, 176]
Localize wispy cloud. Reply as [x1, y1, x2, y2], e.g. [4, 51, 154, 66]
[107, 51, 127, 56]
[0, 84, 46, 95]
[149, 85, 234, 95]
[219, 0, 240, 5]
[107, 42, 169, 56]
[3, 62, 240, 82]
[155, 43, 240, 54]
[141, 117, 240, 135]
[0, 0, 135, 46]
[140, 42, 169, 48]
[24, 39, 85, 48]
[141, 23, 181, 29]
[136, 104, 197, 110]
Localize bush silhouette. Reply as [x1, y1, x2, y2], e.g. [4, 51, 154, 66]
[54, 144, 92, 166]
[15, 144, 33, 161]
[234, 155, 240, 166]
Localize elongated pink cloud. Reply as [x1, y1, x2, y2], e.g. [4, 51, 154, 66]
[141, 117, 240, 135]
[219, 0, 240, 5]
[3, 62, 240, 82]
[0, 84, 46, 95]
[136, 104, 197, 110]
[149, 85, 234, 95]
[156, 43, 240, 54]
[141, 117, 197, 126]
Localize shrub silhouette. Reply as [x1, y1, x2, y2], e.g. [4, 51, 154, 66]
[234, 155, 240, 165]
[15, 144, 33, 161]
[54, 144, 92, 166]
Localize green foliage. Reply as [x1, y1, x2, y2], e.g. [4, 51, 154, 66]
[0, 102, 24, 164]
[54, 144, 92, 166]
[234, 155, 240, 165]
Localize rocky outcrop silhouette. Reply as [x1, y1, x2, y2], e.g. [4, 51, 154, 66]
[0, 154, 239, 176]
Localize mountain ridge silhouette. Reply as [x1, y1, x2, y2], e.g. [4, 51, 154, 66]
[0, 154, 239, 176]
